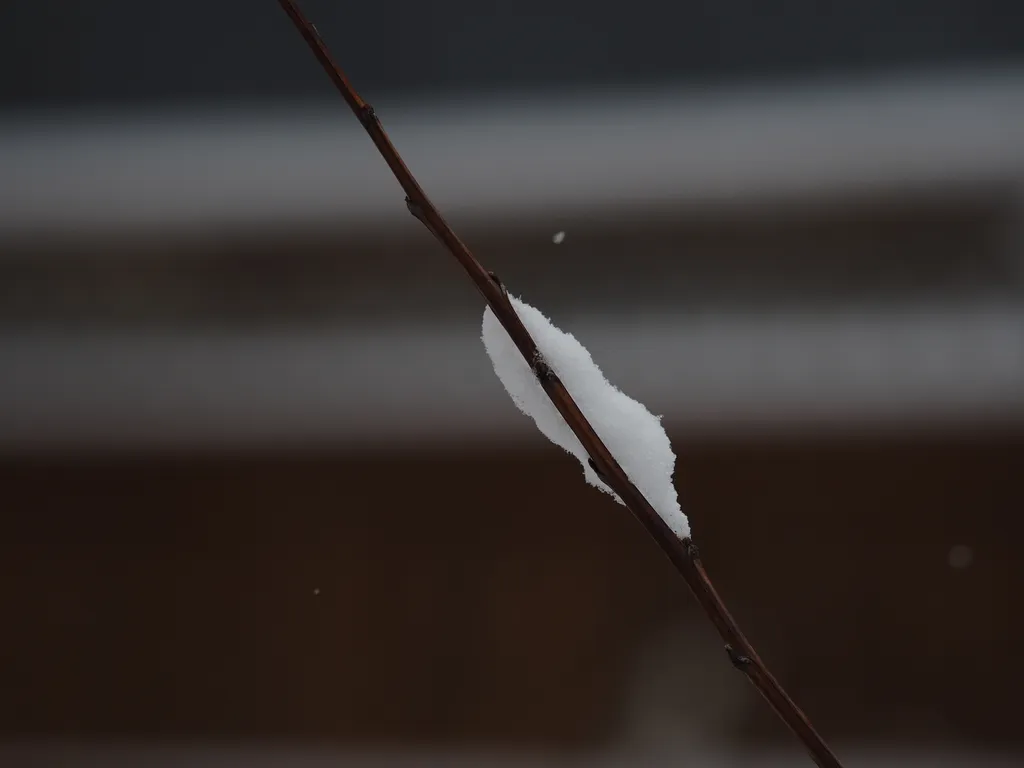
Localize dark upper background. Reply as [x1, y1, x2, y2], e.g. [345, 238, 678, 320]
[2, 0, 1024, 110]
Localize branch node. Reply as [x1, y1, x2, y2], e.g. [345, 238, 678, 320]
[532, 351, 554, 382]
[487, 271, 511, 302]
[357, 102, 377, 129]
[685, 539, 700, 559]
[725, 644, 753, 670]
[405, 196, 442, 241]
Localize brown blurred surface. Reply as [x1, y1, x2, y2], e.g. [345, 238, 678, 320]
[1, 187, 1016, 328]
[0, 430, 1021, 749]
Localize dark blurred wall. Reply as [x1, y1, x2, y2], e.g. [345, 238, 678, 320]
[1, 432, 1021, 748]
[2, 0, 1023, 109]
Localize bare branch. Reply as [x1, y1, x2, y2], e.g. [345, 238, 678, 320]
[273, 2, 844, 766]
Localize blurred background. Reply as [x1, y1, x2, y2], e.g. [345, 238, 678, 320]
[1, 1, 1023, 766]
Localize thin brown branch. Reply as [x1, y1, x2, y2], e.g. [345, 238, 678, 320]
[273, 2, 844, 766]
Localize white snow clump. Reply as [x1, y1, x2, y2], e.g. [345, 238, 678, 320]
[482, 295, 689, 538]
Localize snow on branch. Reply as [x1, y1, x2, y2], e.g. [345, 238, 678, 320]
[483, 295, 690, 539]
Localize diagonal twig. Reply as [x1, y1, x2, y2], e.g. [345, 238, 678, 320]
[273, 2, 844, 766]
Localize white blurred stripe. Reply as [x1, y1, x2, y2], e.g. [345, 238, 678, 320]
[2, 68, 1024, 237]
[0, 304, 1021, 451]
